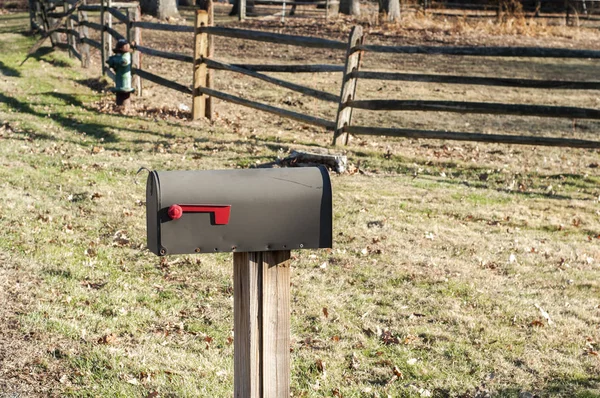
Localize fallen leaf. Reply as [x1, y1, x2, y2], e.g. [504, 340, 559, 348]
[98, 333, 118, 345]
[316, 359, 326, 375]
[381, 330, 399, 345]
[322, 307, 329, 318]
[530, 319, 545, 327]
[392, 365, 403, 378]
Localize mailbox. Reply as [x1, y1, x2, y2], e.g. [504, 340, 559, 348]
[146, 167, 332, 255]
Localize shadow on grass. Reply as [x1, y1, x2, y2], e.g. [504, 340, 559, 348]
[495, 376, 600, 398]
[1, 91, 199, 149]
[0, 60, 21, 77]
[0, 92, 119, 142]
[24, 46, 72, 67]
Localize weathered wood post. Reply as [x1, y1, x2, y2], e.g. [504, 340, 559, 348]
[193, 10, 209, 120]
[198, 0, 214, 119]
[239, 0, 246, 20]
[28, 0, 37, 31]
[46, 0, 59, 46]
[78, 0, 90, 67]
[145, 167, 332, 398]
[333, 25, 364, 146]
[126, 4, 142, 95]
[106, 0, 113, 64]
[234, 251, 291, 398]
[66, 0, 77, 58]
[100, 0, 106, 75]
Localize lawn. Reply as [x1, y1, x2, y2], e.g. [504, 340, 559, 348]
[0, 9, 599, 398]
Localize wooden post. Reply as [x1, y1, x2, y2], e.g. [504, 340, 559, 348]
[66, 1, 76, 58]
[333, 25, 363, 146]
[127, 5, 142, 96]
[192, 10, 209, 120]
[234, 251, 291, 398]
[46, 0, 59, 46]
[106, 0, 113, 62]
[29, 0, 36, 31]
[101, 0, 106, 75]
[79, 0, 90, 67]
[198, 0, 213, 119]
[239, 0, 246, 21]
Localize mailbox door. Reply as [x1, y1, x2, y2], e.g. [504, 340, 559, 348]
[147, 167, 332, 255]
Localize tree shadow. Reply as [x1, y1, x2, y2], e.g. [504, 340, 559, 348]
[492, 375, 600, 398]
[26, 46, 71, 68]
[0, 92, 119, 142]
[0, 60, 21, 77]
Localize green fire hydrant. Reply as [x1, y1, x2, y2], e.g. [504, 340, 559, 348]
[106, 39, 134, 108]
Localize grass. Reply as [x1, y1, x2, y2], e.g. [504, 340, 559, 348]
[0, 9, 599, 398]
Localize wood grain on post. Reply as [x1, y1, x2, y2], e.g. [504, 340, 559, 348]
[233, 251, 291, 398]
[197, 0, 214, 118]
[261, 250, 291, 398]
[192, 10, 209, 120]
[206, 0, 214, 119]
[333, 25, 363, 146]
[131, 6, 142, 95]
[234, 252, 261, 398]
[240, 0, 246, 21]
[100, 0, 105, 75]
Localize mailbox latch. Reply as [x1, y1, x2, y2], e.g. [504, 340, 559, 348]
[168, 204, 231, 225]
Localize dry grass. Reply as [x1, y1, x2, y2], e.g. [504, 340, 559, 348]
[0, 9, 599, 398]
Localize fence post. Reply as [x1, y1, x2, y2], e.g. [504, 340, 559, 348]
[79, 0, 90, 67]
[234, 251, 291, 398]
[127, 5, 142, 96]
[239, 0, 246, 20]
[66, 1, 76, 58]
[193, 10, 209, 120]
[28, 0, 36, 31]
[106, 0, 113, 63]
[46, 0, 59, 46]
[333, 26, 364, 146]
[100, 0, 106, 75]
[198, 0, 213, 119]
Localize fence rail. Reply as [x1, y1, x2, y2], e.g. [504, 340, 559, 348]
[200, 26, 347, 50]
[30, 0, 600, 151]
[353, 71, 600, 90]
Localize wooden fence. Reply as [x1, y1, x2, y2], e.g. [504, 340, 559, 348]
[30, 0, 600, 149]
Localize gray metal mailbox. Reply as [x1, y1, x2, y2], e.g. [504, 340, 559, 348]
[146, 167, 332, 255]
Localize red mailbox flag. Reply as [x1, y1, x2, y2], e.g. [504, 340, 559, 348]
[168, 204, 231, 225]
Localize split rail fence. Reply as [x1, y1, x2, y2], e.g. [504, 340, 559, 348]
[30, 0, 600, 149]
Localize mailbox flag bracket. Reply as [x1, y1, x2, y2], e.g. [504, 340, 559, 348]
[168, 204, 231, 225]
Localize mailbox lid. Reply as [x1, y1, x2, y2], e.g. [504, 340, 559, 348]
[147, 167, 332, 255]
